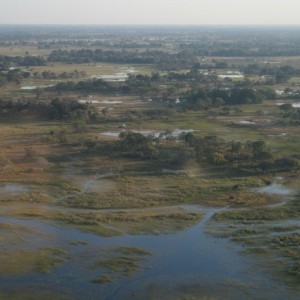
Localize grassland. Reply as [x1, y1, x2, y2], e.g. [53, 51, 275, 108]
[0, 46, 51, 57]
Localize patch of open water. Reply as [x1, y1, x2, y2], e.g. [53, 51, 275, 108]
[20, 85, 54, 90]
[0, 207, 299, 299]
[257, 183, 295, 195]
[92, 73, 129, 82]
[0, 183, 29, 195]
[218, 74, 244, 79]
[239, 120, 256, 125]
[101, 128, 195, 139]
[277, 102, 300, 108]
[78, 100, 122, 104]
[0, 176, 298, 299]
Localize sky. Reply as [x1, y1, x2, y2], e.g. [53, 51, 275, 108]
[0, 0, 299, 25]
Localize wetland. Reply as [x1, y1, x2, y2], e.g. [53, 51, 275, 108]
[0, 25, 300, 299]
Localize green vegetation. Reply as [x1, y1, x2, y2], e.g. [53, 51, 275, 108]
[207, 193, 300, 285]
[0, 246, 66, 275]
[91, 246, 151, 282]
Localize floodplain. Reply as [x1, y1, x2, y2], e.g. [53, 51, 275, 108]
[0, 25, 300, 299]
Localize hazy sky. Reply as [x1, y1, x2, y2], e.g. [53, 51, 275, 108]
[0, 0, 299, 25]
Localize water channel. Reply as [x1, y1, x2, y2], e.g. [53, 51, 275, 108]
[0, 175, 299, 299]
[1, 202, 299, 299]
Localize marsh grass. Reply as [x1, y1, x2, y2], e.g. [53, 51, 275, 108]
[56, 209, 204, 236]
[207, 195, 300, 285]
[0, 247, 66, 274]
[91, 275, 112, 284]
[0, 214, 67, 276]
[59, 173, 265, 210]
[91, 246, 151, 282]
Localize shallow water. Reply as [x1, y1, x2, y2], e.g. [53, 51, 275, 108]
[20, 85, 54, 90]
[101, 131, 121, 137]
[218, 74, 244, 78]
[91, 67, 135, 83]
[257, 183, 294, 195]
[276, 102, 300, 108]
[0, 183, 29, 195]
[78, 100, 122, 104]
[101, 128, 195, 139]
[239, 120, 256, 125]
[1, 207, 299, 300]
[92, 73, 129, 82]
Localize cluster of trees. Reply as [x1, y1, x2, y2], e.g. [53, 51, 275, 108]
[47, 49, 196, 70]
[0, 55, 46, 67]
[2, 26, 300, 58]
[182, 87, 276, 109]
[0, 68, 31, 85]
[135, 70, 216, 85]
[47, 98, 92, 120]
[2, 26, 300, 72]
[87, 130, 299, 172]
[21, 26, 300, 58]
[50, 74, 162, 94]
[0, 100, 33, 114]
[0, 68, 88, 87]
[185, 44, 300, 57]
[92, 131, 189, 164]
[182, 133, 299, 171]
[48, 72, 277, 111]
[242, 64, 297, 83]
[279, 104, 300, 124]
[51, 78, 116, 93]
[0, 98, 96, 121]
[116, 132, 159, 159]
[33, 69, 87, 80]
[180, 27, 300, 57]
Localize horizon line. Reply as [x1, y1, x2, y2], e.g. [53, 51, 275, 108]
[1, 23, 300, 27]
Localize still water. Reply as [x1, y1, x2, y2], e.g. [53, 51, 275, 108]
[1, 207, 299, 300]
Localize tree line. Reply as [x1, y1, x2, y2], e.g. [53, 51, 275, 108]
[0, 98, 96, 121]
[0, 55, 46, 67]
[85, 130, 299, 173]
